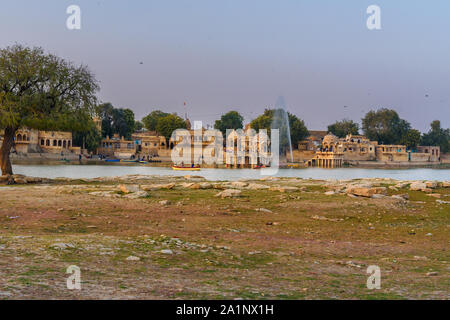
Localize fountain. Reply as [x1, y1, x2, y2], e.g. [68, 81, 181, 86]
[271, 96, 294, 163]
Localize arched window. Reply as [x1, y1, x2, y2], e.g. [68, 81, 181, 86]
[68, 141, 71, 148]
[23, 135, 27, 141]
[17, 134, 22, 141]
[53, 140, 57, 146]
[63, 141, 66, 148]
[41, 139, 45, 146]
[58, 140, 62, 147]
[46, 139, 50, 146]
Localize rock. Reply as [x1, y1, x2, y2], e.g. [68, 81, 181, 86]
[422, 188, 433, 193]
[311, 215, 343, 222]
[126, 256, 140, 261]
[443, 181, 450, 188]
[14, 177, 27, 184]
[50, 243, 75, 250]
[392, 194, 409, 201]
[436, 200, 450, 204]
[231, 181, 248, 189]
[89, 191, 120, 198]
[123, 191, 148, 199]
[371, 194, 387, 199]
[426, 193, 441, 199]
[426, 272, 438, 276]
[388, 186, 398, 191]
[141, 183, 175, 191]
[215, 189, 242, 199]
[160, 249, 173, 255]
[256, 208, 272, 213]
[409, 182, 427, 191]
[246, 183, 270, 190]
[395, 182, 410, 189]
[189, 182, 213, 189]
[426, 233, 433, 236]
[199, 182, 213, 189]
[425, 181, 438, 189]
[413, 256, 428, 261]
[25, 176, 42, 183]
[159, 200, 171, 206]
[269, 186, 299, 193]
[324, 191, 336, 195]
[346, 187, 387, 198]
[119, 184, 141, 194]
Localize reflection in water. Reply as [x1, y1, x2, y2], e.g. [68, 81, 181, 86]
[12, 164, 450, 181]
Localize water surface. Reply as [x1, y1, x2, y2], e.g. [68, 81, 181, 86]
[12, 164, 450, 181]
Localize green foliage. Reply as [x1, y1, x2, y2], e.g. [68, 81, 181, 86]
[72, 119, 102, 152]
[214, 111, 244, 136]
[134, 120, 144, 131]
[0, 44, 99, 174]
[0, 44, 98, 131]
[421, 120, 450, 153]
[142, 110, 169, 131]
[96, 103, 135, 139]
[400, 129, 421, 149]
[362, 108, 411, 145]
[250, 108, 308, 150]
[328, 119, 359, 138]
[155, 113, 187, 141]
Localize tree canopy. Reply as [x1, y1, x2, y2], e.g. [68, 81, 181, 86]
[0, 44, 99, 175]
[327, 119, 359, 138]
[400, 128, 421, 149]
[96, 103, 136, 140]
[362, 108, 411, 145]
[155, 113, 187, 142]
[142, 110, 169, 132]
[214, 111, 244, 136]
[250, 108, 308, 151]
[421, 120, 450, 153]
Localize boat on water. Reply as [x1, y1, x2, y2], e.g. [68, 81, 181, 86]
[104, 159, 121, 163]
[172, 165, 201, 171]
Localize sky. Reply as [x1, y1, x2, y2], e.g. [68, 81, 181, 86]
[0, 0, 449, 132]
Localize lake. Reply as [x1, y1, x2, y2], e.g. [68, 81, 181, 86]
[11, 164, 450, 181]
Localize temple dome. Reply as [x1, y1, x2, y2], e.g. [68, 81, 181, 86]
[323, 133, 338, 145]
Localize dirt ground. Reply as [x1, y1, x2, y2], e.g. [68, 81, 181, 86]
[0, 175, 448, 300]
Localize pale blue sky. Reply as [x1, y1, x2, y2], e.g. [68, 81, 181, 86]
[0, 0, 449, 131]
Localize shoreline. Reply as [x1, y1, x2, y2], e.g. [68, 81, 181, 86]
[0, 173, 448, 299]
[10, 157, 450, 170]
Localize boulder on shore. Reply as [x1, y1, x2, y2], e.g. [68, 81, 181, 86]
[215, 189, 242, 199]
[346, 186, 387, 198]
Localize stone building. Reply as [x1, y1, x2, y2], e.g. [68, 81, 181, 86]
[132, 131, 169, 158]
[305, 132, 441, 167]
[0, 128, 80, 155]
[97, 134, 136, 158]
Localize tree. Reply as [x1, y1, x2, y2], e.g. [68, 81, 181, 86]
[250, 108, 308, 151]
[328, 119, 359, 138]
[0, 45, 98, 175]
[362, 108, 411, 145]
[214, 111, 244, 136]
[113, 108, 135, 139]
[155, 113, 187, 143]
[400, 129, 421, 149]
[97, 102, 114, 138]
[72, 118, 102, 153]
[421, 120, 450, 153]
[96, 103, 135, 139]
[142, 110, 169, 131]
[134, 120, 144, 131]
